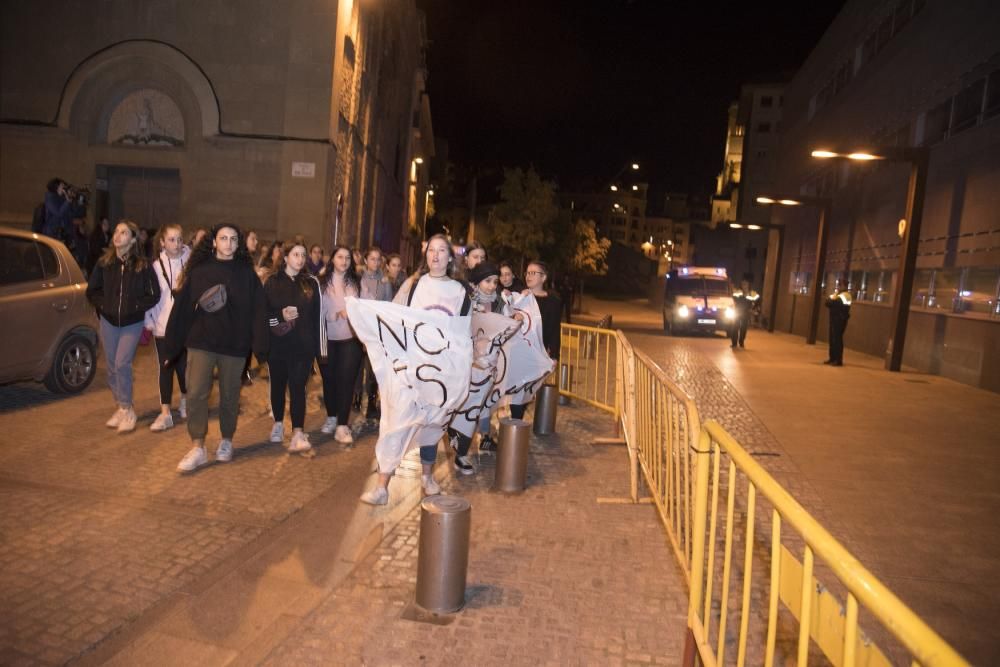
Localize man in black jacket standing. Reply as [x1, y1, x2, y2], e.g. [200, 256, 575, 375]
[824, 284, 852, 366]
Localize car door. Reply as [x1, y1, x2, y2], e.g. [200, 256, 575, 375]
[0, 234, 71, 379]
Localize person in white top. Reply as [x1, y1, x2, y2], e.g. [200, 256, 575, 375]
[318, 245, 364, 444]
[360, 234, 471, 505]
[145, 223, 190, 431]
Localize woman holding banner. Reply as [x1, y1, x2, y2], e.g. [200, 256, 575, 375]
[507, 260, 562, 421]
[355, 235, 472, 505]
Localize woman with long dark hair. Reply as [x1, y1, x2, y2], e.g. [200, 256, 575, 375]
[360, 234, 471, 505]
[146, 223, 190, 431]
[318, 245, 363, 444]
[87, 220, 161, 433]
[166, 224, 268, 472]
[265, 241, 324, 453]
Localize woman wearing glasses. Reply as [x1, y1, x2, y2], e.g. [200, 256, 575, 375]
[509, 260, 562, 420]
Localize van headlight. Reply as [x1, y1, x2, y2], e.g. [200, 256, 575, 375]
[725, 307, 735, 320]
[677, 305, 690, 318]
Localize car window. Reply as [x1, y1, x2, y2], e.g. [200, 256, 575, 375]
[670, 277, 704, 296]
[37, 241, 60, 278]
[704, 279, 731, 296]
[0, 235, 45, 285]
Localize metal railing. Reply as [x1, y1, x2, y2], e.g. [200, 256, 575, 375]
[685, 420, 969, 667]
[558, 323, 618, 416]
[616, 332, 701, 580]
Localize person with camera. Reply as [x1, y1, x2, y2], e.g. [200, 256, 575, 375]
[264, 241, 324, 454]
[41, 178, 76, 242]
[86, 220, 161, 433]
[165, 224, 269, 472]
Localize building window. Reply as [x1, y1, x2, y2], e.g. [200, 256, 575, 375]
[923, 99, 952, 145]
[756, 150, 767, 158]
[912, 267, 1000, 317]
[756, 122, 771, 133]
[951, 79, 985, 133]
[986, 70, 1000, 119]
[760, 95, 774, 108]
[789, 271, 811, 295]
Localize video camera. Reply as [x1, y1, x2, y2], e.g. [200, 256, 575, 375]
[63, 183, 91, 208]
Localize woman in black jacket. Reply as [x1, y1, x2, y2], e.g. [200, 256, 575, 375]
[264, 242, 324, 454]
[86, 220, 161, 433]
[166, 224, 269, 472]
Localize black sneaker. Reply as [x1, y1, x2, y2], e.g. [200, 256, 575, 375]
[453, 455, 475, 475]
[478, 434, 497, 453]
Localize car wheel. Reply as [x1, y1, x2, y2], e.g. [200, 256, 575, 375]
[44, 334, 96, 394]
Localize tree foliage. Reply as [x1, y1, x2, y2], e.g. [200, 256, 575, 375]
[569, 218, 610, 276]
[487, 167, 559, 267]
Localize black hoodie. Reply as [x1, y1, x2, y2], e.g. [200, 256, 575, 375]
[165, 257, 268, 361]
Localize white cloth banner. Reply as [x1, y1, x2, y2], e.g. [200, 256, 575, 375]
[500, 293, 555, 406]
[450, 312, 522, 438]
[346, 297, 472, 473]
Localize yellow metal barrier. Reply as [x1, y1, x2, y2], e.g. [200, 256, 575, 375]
[686, 420, 969, 667]
[616, 332, 701, 580]
[558, 323, 617, 416]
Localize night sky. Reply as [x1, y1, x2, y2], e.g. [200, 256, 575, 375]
[419, 0, 845, 205]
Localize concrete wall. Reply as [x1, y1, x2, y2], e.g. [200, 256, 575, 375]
[769, 0, 1000, 392]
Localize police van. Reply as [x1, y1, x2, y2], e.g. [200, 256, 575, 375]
[662, 266, 736, 336]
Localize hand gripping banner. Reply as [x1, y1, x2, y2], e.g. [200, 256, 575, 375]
[500, 293, 555, 406]
[449, 312, 523, 439]
[346, 297, 473, 473]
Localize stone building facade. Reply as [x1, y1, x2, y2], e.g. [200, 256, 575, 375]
[0, 0, 432, 253]
[768, 0, 1000, 391]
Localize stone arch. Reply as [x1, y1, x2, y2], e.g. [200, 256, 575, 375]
[56, 40, 219, 138]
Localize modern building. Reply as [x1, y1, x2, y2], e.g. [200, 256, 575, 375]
[563, 182, 649, 248]
[767, 0, 1000, 391]
[0, 0, 433, 253]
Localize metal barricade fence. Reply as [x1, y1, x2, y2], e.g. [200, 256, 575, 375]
[616, 332, 700, 580]
[558, 323, 617, 416]
[685, 420, 969, 667]
[557, 325, 968, 666]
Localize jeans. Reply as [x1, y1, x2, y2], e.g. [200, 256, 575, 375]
[319, 338, 364, 424]
[99, 318, 144, 407]
[186, 348, 244, 441]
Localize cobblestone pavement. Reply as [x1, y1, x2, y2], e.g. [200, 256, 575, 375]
[0, 346, 379, 666]
[581, 296, 1000, 665]
[261, 401, 689, 666]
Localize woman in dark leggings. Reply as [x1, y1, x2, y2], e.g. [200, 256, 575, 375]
[319, 245, 364, 444]
[264, 242, 324, 454]
[510, 260, 562, 420]
[147, 223, 190, 431]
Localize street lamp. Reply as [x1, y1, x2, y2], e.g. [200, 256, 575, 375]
[755, 194, 833, 343]
[810, 146, 930, 371]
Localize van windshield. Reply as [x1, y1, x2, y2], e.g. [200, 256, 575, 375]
[704, 279, 731, 296]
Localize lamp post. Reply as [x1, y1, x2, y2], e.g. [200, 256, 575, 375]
[754, 195, 833, 344]
[811, 147, 930, 371]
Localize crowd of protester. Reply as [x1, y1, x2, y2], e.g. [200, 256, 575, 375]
[80, 217, 565, 504]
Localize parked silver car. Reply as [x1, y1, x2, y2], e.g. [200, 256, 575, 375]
[0, 226, 99, 393]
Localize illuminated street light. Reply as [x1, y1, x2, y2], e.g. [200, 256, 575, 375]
[756, 196, 775, 204]
[810, 145, 930, 371]
[610, 185, 618, 191]
[631, 163, 640, 170]
[730, 223, 743, 229]
[414, 157, 424, 164]
[778, 199, 802, 206]
[747, 224, 762, 230]
[632, 185, 639, 191]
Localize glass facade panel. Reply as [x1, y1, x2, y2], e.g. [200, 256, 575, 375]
[790, 271, 811, 295]
[959, 267, 1000, 316]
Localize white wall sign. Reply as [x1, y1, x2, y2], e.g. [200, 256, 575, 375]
[291, 162, 316, 178]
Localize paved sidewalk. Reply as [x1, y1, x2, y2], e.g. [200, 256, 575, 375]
[580, 295, 1000, 665]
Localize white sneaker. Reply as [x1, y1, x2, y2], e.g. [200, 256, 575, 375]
[421, 474, 441, 496]
[269, 421, 285, 443]
[320, 416, 338, 434]
[117, 407, 137, 433]
[334, 425, 354, 445]
[177, 446, 208, 472]
[288, 431, 312, 453]
[359, 486, 389, 505]
[216, 439, 233, 462]
[106, 407, 125, 428]
[149, 412, 174, 432]
[178, 396, 187, 419]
